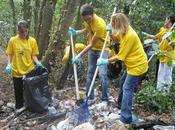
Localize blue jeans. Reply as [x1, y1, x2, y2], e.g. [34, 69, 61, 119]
[120, 73, 139, 123]
[86, 50, 109, 101]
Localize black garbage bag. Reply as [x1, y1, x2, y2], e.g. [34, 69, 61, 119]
[23, 67, 52, 113]
[108, 60, 122, 79]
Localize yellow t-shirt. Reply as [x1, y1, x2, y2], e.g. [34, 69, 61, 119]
[84, 14, 110, 51]
[6, 35, 39, 77]
[155, 27, 175, 62]
[62, 43, 86, 63]
[113, 26, 148, 76]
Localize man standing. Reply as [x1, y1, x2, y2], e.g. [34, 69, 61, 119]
[68, 4, 110, 107]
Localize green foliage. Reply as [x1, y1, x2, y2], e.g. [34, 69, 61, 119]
[129, 0, 175, 34]
[0, 0, 23, 47]
[134, 82, 174, 114]
[172, 31, 175, 38]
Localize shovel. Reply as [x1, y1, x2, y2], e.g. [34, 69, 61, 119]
[70, 33, 84, 105]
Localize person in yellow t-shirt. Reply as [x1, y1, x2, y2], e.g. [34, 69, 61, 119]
[68, 4, 110, 107]
[154, 15, 175, 91]
[6, 20, 43, 110]
[97, 13, 148, 126]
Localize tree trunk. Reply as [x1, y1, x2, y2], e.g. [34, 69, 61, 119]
[23, 0, 32, 28]
[9, 0, 16, 35]
[74, 0, 85, 30]
[38, 0, 57, 59]
[35, 0, 46, 41]
[42, 0, 78, 89]
[34, 0, 40, 37]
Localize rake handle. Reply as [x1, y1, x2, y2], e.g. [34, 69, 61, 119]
[87, 7, 117, 97]
[70, 34, 80, 100]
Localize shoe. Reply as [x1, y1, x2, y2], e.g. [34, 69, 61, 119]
[16, 106, 26, 113]
[96, 101, 108, 110]
[132, 114, 138, 123]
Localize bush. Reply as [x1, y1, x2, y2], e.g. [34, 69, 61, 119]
[134, 84, 174, 114]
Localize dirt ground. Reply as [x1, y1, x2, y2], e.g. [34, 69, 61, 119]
[0, 47, 14, 104]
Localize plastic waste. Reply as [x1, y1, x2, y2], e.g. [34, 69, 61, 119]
[48, 106, 57, 116]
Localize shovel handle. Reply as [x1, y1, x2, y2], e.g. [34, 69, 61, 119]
[70, 34, 80, 100]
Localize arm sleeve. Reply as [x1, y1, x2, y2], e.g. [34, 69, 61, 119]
[32, 39, 39, 55]
[6, 39, 13, 55]
[155, 27, 166, 42]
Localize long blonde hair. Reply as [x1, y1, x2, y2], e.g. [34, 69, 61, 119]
[111, 13, 129, 36]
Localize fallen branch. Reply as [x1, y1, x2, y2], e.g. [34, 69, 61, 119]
[130, 119, 174, 129]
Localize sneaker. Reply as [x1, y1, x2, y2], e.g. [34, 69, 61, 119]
[132, 114, 138, 123]
[96, 101, 108, 110]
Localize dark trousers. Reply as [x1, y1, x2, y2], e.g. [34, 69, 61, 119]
[117, 71, 127, 109]
[13, 77, 24, 109]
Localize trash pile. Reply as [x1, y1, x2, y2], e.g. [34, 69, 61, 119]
[48, 95, 127, 130]
[0, 88, 175, 130]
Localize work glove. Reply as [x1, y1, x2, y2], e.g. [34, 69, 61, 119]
[72, 54, 81, 64]
[106, 24, 112, 35]
[36, 62, 44, 68]
[5, 64, 12, 75]
[68, 27, 78, 36]
[97, 58, 109, 66]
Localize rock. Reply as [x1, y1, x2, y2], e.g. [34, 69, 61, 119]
[26, 121, 33, 127]
[6, 102, 15, 109]
[51, 125, 57, 130]
[73, 122, 95, 130]
[0, 100, 4, 106]
[104, 113, 120, 121]
[153, 125, 175, 130]
[56, 118, 74, 130]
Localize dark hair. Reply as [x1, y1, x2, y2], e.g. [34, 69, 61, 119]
[17, 20, 28, 30]
[80, 4, 94, 16]
[167, 14, 175, 24]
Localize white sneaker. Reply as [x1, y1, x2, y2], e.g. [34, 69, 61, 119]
[96, 101, 108, 110]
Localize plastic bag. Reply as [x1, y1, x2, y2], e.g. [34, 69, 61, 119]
[23, 67, 51, 113]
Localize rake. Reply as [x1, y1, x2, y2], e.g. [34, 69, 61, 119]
[70, 33, 83, 105]
[68, 7, 117, 126]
